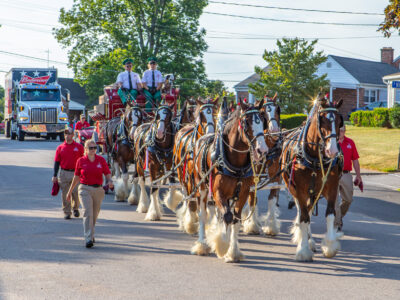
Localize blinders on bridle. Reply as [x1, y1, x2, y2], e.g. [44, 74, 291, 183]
[263, 101, 280, 125]
[239, 108, 264, 146]
[317, 106, 339, 145]
[198, 103, 215, 132]
[129, 106, 143, 127]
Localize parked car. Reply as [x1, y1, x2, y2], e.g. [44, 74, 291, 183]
[348, 102, 387, 118]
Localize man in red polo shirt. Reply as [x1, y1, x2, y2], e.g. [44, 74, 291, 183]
[74, 114, 90, 131]
[52, 127, 84, 219]
[335, 125, 362, 231]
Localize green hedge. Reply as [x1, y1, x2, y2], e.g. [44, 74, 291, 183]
[280, 114, 307, 129]
[350, 107, 398, 128]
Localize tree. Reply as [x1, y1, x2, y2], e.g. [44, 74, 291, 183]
[379, 0, 400, 37]
[54, 0, 208, 105]
[249, 38, 329, 114]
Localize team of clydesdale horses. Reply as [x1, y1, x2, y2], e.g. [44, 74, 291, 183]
[104, 91, 344, 263]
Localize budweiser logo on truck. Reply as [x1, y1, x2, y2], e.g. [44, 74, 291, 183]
[19, 75, 51, 85]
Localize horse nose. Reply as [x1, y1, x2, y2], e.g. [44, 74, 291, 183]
[223, 211, 233, 225]
[206, 124, 215, 134]
[256, 137, 268, 154]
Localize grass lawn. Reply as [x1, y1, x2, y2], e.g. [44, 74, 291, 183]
[346, 125, 400, 172]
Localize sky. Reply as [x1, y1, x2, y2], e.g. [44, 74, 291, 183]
[0, 0, 398, 91]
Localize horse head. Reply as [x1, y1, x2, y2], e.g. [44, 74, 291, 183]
[316, 94, 343, 158]
[155, 103, 174, 140]
[262, 92, 280, 134]
[183, 98, 197, 124]
[238, 98, 269, 162]
[195, 96, 219, 134]
[127, 105, 144, 140]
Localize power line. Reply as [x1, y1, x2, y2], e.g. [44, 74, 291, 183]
[203, 11, 378, 26]
[0, 50, 68, 65]
[206, 35, 394, 40]
[317, 42, 376, 60]
[207, 50, 259, 56]
[209, 1, 384, 16]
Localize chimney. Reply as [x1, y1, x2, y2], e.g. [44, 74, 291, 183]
[381, 47, 394, 65]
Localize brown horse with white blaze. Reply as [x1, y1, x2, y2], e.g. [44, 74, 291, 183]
[192, 99, 268, 262]
[281, 93, 344, 261]
[243, 94, 283, 236]
[105, 104, 145, 202]
[134, 103, 176, 220]
[168, 97, 219, 234]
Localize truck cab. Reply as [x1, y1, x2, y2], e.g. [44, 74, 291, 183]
[4, 68, 69, 141]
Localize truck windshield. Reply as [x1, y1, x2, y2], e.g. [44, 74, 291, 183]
[21, 89, 60, 101]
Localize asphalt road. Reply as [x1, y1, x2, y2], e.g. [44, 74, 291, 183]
[0, 136, 399, 299]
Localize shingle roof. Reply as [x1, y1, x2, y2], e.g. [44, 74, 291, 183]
[58, 78, 89, 105]
[330, 55, 398, 85]
[233, 66, 270, 88]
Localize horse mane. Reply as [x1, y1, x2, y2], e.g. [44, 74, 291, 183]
[223, 108, 240, 135]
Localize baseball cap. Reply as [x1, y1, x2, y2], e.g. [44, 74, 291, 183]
[64, 127, 73, 134]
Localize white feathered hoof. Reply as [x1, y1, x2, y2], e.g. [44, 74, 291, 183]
[243, 219, 262, 235]
[163, 189, 183, 212]
[309, 238, 317, 253]
[295, 246, 314, 262]
[144, 210, 161, 221]
[136, 188, 149, 213]
[321, 238, 340, 258]
[114, 178, 128, 202]
[191, 241, 210, 256]
[224, 248, 244, 263]
[207, 226, 230, 259]
[262, 221, 281, 236]
[127, 182, 140, 205]
[176, 202, 187, 231]
[183, 208, 199, 235]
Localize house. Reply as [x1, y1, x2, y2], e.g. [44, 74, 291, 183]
[234, 47, 399, 119]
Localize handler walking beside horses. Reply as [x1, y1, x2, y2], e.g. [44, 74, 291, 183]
[67, 140, 114, 248]
[142, 57, 163, 112]
[52, 127, 84, 219]
[335, 125, 362, 231]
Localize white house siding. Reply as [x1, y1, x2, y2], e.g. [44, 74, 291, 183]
[315, 56, 359, 89]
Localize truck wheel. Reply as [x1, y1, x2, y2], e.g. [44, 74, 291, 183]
[17, 127, 25, 141]
[59, 133, 65, 141]
[10, 121, 16, 140]
[5, 121, 11, 138]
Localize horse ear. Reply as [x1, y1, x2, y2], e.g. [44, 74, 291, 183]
[336, 99, 343, 109]
[212, 97, 219, 105]
[239, 97, 247, 110]
[257, 98, 264, 110]
[339, 115, 344, 128]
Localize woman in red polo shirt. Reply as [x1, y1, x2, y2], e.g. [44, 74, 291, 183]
[67, 139, 113, 248]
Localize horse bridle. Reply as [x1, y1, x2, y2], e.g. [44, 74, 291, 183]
[129, 106, 143, 128]
[154, 105, 174, 140]
[198, 103, 215, 133]
[239, 108, 264, 148]
[316, 106, 338, 147]
[263, 101, 279, 125]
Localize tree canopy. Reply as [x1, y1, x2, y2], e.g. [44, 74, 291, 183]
[379, 0, 400, 37]
[54, 0, 208, 106]
[249, 38, 328, 114]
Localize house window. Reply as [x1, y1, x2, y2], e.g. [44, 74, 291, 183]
[364, 89, 377, 104]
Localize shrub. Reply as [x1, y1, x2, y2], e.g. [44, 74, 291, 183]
[280, 114, 307, 129]
[389, 105, 400, 128]
[371, 108, 390, 127]
[350, 108, 390, 128]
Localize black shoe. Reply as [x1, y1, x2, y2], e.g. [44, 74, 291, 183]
[288, 200, 295, 209]
[64, 214, 71, 220]
[86, 240, 94, 248]
[73, 210, 80, 218]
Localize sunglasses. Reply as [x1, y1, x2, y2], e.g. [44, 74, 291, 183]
[88, 146, 97, 150]
[150, 62, 156, 65]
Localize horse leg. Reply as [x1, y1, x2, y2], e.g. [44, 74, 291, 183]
[128, 165, 140, 205]
[206, 191, 231, 259]
[191, 191, 210, 255]
[136, 176, 149, 213]
[294, 201, 313, 262]
[114, 159, 129, 201]
[224, 222, 243, 263]
[145, 185, 162, 221]
[308, 212, 317, 252]
[321, 198, 342, 258]
[242, 193, 262, 235]
[263, 188, 281, 236]
[114, 161, 121, 178]
[183, 200, 199, 235]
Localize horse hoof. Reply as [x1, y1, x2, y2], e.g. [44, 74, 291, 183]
[321, 238, 340, 258]
[224, 251, 244, 263]
[191, 242, 210, 256]
[295, 248, 314, 262]
[309, 238, 317, 252]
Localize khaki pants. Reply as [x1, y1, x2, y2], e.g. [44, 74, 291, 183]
[78, 185, 105, 243]
[335, 172, 354, 227]
[59, 169, 79, 215]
